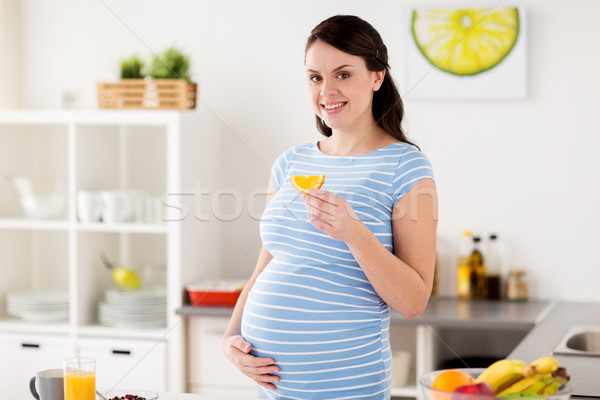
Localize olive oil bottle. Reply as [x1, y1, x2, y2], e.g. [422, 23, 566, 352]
[457, 231, 472, 299]
[470, 236, 486, 299]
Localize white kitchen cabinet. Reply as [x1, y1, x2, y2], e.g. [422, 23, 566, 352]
[79, 336, 166, 392]
[0, 332, 72, 399]
[0, 109, 223, 392]
[186, 316, 256, 395]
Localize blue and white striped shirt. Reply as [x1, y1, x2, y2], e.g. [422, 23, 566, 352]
[241, 142, 434, 399]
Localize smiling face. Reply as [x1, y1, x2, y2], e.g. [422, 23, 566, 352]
[305, 40, 385, 134]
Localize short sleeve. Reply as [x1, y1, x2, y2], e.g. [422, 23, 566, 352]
[270, 147, 297, 192]
[392, 147, 435, 204]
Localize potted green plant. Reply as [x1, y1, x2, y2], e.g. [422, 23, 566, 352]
[149, 47, 191, 81]
[119, 55, 145, 79]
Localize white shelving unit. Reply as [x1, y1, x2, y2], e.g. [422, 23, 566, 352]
[388, 322, 432, 399]
[0, 109, 222, 396]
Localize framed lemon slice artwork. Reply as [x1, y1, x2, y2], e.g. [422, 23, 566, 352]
[405, 6, 527, 99]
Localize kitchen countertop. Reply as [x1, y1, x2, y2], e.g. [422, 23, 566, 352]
[155, 393, 257, 400]
[393, 296, 553, 329]
[509, 301, 600, 398]
[176, 296, 553, 329]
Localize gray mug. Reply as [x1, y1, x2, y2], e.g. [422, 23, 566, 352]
[29, 369, 63, 400]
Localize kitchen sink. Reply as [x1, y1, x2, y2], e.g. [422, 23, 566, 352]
[553, 325, 600, 356]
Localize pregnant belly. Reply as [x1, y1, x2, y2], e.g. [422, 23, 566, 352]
[241, 270, 390, 396]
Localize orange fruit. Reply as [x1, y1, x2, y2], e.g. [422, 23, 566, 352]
[290, 175, 325, 193]
[432, 370, 476, 392]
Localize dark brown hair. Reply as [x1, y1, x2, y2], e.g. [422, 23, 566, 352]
[306, 15, 416, 147]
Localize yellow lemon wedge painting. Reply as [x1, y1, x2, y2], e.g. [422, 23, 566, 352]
[291, 175, 325, 194]
[411, 7, 520, 76]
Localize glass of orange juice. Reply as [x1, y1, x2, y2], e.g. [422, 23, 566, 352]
[63, 357, 95, 400]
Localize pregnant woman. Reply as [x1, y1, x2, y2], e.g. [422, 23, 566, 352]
[223, 15, 438, 400]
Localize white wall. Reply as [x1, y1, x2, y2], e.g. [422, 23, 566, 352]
[14, 0, 600, 301]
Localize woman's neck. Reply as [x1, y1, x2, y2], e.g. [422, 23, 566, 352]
[321, 124, 395, 156]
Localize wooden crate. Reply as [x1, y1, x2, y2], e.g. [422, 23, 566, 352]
[97, 79, 197, 109]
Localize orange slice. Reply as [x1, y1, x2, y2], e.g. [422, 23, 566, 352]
[290, 175, 325, 193]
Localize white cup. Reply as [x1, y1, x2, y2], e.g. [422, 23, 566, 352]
[127, 190, 148, 223]
[100, 190, 134, 223]
[77, 190, 103, 223]
[391, 351, 411, 387]
[29, 369, 63, 400]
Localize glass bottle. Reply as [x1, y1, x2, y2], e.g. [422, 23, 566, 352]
[470, 236, 486, 299]
[485, 234, 502, 300]
[456, 231, 472, 299]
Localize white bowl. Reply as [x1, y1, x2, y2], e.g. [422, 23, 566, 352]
[11, 176, 66, 219]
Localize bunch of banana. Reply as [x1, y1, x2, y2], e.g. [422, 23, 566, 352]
[475, 359, 532, 393]
[476, 356, 570, 397]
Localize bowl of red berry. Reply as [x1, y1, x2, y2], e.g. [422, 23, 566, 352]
[102, 390, 159, 400]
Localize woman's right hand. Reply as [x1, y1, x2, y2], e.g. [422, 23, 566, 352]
[222, 334, 280, 390]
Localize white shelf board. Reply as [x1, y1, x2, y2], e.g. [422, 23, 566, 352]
[391, 385, 418, 398]
[0, 218, 70, 231]
[0, 109, 186, 126]
[0, 317, 71, 335]
[76, 222, 169, 234]
[77, 324, 169, 340]
[0, 219, 170, 234]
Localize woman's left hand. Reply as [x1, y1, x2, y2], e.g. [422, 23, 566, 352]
[303, 189, 364, 242]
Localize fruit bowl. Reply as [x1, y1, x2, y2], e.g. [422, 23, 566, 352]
[419, 368, 573, 400]
[101, 390, 159, 400]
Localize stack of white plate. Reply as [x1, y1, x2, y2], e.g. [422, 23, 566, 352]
[98, 289, 167, 329]
[7, 290, 69, 323]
